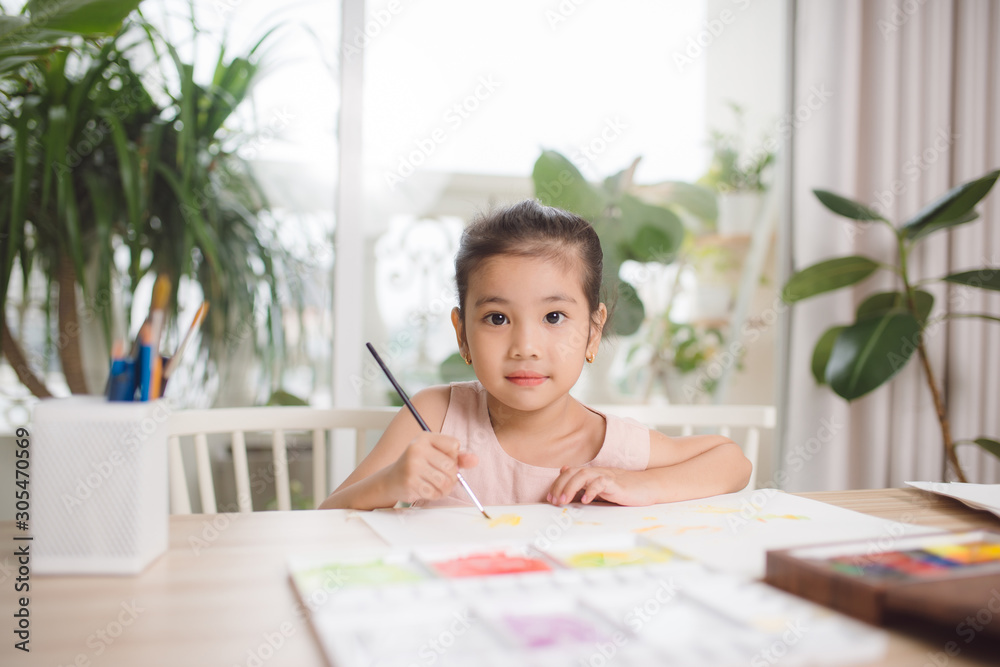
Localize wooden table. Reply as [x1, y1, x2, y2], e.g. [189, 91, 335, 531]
[3, 488, 999, 666]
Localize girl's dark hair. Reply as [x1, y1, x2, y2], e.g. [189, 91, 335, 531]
[455, 199, 605, 328]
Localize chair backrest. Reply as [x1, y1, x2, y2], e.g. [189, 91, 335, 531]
[588, 404, 776, 490]
[167, 406, 397, 514]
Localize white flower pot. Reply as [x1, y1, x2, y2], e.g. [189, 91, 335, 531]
[717, 191, 764, 235]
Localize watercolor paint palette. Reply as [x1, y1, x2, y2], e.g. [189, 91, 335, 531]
[290, 544, 886, 667]
[766, 530, 1000, 633]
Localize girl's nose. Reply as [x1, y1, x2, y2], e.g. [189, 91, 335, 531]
[509, 322, 541, 359]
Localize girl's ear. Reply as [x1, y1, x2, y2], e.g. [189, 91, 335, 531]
[451, 307, 468, 355]
[588, 303, 609, 354]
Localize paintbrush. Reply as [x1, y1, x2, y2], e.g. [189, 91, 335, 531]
[365, 342, 491, 520]
[163, 301, 209, 381]
[147, 275, 172, 400]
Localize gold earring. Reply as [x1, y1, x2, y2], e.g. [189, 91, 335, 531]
[586, 353, 595, 364]
[464, 355, 472, 365]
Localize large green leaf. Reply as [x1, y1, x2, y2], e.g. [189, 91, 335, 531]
[531, 150, 606, 222]
[826, 312, 922, 400]
[811, 325, 845, 385]
[610, 280, 644, 336]
[972, 438, 1000, 461]
[617, 193, 684, 264]
[942, 269, 1000, 292]
[901, 169, 999, 240]
[905, 210, 979, 241]
[813, 190, 886, 221]
[857, 290, 934, 325]
[782, 256, 880, 303]
[22, 0, 141, 35]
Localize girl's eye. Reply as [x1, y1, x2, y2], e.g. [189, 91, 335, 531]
[545, 312, 566, 325]
[487, 313, 507, 326]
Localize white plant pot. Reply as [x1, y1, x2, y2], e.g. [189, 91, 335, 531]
[717, 191, 764, 235]
[692, 284, 732, 321]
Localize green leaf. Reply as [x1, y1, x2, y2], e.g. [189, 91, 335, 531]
[84, 172, 114, 348]
[857, 290, 934, 325]
[531, 150, 606, 222]
[826, 312, 922, 400]
[782, 256, 880, 303]
[905, 210, 979, 241]
[23, 0, 141, 35]
[811, 325, 845, 385]
[266, 389, 309, 407]
[901, 169, 1000, 240]
[813, 189, 886, 221]
[942, 269, 1000, 292]
[617, 194, 685, 264]
[609, 280, 644, 336]
[972, 438, 1000, 461]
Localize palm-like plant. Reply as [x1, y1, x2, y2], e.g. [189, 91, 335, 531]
[1, 0, 283, 398]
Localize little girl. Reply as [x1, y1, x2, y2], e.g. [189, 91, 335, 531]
[320, 200, 751, 510]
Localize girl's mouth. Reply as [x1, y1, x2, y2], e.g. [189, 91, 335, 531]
[506, 371, 547, 387]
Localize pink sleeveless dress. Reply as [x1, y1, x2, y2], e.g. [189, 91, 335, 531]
[416, 381, 650, 507]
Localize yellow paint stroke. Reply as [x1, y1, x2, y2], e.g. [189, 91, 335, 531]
[488, 513, 522, 528]
[642, 516, 657, 521]
[632, 525, 665, 533]
[753, 513, 809, 523]
[694, 505, 741, 514]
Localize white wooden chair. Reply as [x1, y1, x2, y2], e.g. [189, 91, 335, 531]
[167, 407, 397, 514]
[168, 403, 775, 514]
[589, 404, 776, 490]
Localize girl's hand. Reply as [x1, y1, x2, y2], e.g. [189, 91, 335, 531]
[384, 433, 478, 503]
[546, 466, 651, 507]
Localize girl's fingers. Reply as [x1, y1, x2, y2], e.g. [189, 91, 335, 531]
[457, 451, 479, 469]
[549, 468, 592, 505]
[581, 476, 609, 504]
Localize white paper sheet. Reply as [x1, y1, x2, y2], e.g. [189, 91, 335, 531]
[361, 489, 942, 578]
[906, 481, 1000, 519]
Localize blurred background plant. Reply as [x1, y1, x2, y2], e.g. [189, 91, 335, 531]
[526, 148, 749, 403]
[0, 0, 294, 402]
[699, 101, 775, 195]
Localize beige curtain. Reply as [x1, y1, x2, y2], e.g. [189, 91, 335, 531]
[782, 0, 1000, 490]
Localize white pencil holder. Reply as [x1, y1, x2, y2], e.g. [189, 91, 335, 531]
[33, 397, 170, 574]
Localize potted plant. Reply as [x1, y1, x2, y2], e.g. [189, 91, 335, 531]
[531, 149, 716, 336]
[699, 102, 775, 235]
[782, 169, 1000, 481]
[1, 1, 285, 400]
